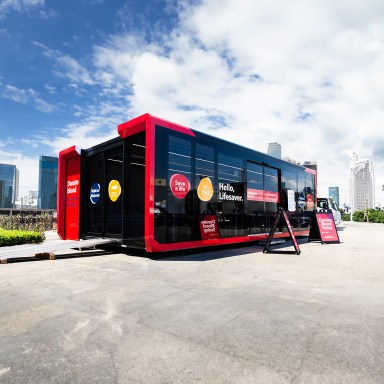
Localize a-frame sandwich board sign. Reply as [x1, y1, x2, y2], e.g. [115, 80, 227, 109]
[263, 207, 301, 255]
[309, 210, 340, 244]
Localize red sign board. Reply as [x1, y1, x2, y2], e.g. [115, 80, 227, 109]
[315, 212, 340, 243]
[200, 215, 220, 240]
[65, 157, 81, 240]
[247, 188, 280, 203]
[309, 211, 340, 243]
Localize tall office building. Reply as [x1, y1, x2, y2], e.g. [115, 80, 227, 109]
[349, 153, 375, 211]
[328, 187, 339, 206]
[267, 142, 282, 159]
[38, 156, 58, 209]
[0, 163, 18, 208]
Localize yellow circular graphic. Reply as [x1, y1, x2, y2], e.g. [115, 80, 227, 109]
[197, 177, 214, 202]
[108, 179, 121, 202]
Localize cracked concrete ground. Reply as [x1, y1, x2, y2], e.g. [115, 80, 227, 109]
[1, 221, 384, 383]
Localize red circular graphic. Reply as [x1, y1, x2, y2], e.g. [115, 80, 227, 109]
[170, 174, 190, 199]
[307, 194, 314, 209]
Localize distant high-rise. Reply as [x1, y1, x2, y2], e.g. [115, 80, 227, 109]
[38, 156, 58, 209]
[267, 142, 281, 159]
[0, 163, 18, 208]
[349, 153, 375, 211]
[328, 187, 339, 206]
[301, 161, 318, 174]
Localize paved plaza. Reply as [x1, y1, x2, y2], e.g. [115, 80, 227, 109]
[1, 222, 383, 383]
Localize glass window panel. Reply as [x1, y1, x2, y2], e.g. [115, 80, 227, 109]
[218, 153, 243, 183]
[168, 136, 191, 176]
[247, 163, 263, 190]
[264, 168, 279, 192]
[282, 169, 297, 191]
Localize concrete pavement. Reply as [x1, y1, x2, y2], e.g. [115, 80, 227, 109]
[0, 221, 383, 383]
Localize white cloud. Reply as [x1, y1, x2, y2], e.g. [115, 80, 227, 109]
[33, 41, 94, 86]
[0, 149, 39, 195]
[10, 0, 384, 206]
[1, 83, 55, 112]
[88, 0, 384, 204]
[37, 101, 127, 157]
[0, 0, 44, 18]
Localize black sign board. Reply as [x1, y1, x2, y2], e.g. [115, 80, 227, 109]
[309, 210, 340, 244]
[263, 207, 300, 255]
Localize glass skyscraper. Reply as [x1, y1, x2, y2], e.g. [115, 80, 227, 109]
[349, 153, 375, 211]
[0, 163, 18, 208]
[328, 186, 340, 206]
[267, 142, 282, 159]
[38, 156, 58, 209]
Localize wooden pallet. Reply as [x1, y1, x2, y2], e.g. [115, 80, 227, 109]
[0, 238, 118, 264]
[1, 252, 56, 264]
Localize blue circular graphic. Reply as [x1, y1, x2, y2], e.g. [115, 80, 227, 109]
[90, 183, 101, 204]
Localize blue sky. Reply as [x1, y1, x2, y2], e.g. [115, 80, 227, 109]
[1, 0, 384, 206]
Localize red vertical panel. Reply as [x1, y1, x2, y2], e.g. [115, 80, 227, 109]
[57, 152, 66, 239]
[144, 117, 155, 252]
[65, 157, 81, 240]
[57, 146, 81, 240]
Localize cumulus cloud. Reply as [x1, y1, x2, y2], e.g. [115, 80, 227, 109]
[33, 41, 95, 86]
[9, 0, 384, 204]
[0, 149, 39, 195]
[0, 0, 44, 18]
[0, 82, 55, 112]
[87, 0, 384, 203]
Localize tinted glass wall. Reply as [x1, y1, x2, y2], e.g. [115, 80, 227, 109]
[38, 156, 58, 209]
[153, 125, 315, 244]
[0, 163, 17, 208]
[281, 166, 316, 231]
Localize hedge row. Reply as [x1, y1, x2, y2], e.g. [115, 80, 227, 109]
[0, 228, 44, 247]
[342, 209, 384, 223]
[0, 212, 54, 232]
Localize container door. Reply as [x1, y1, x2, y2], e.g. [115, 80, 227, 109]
[83, 145, 124, 239]
[84, 154, 104, 236]
[247, 162, 280, 234]
[104, 147, 123, 238]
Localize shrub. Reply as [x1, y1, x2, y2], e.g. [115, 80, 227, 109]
[0, 228, 44, 247]
[342, 213, 351, 221]
[0, 211, 54, 233]
[350, 209, 384, 223]
[367, 209, 384, 223]
[352, 210, 365, 222]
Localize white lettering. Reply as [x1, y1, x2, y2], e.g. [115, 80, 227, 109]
[201, 219, 217, 234]
[219, 192, 243, 201]
[67, 179, 79, 187]
[67, 186, 77, 194]
[173, 179, 187, 192]
[219, 183, 235, 192]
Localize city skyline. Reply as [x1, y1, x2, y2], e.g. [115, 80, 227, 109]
[1, 1, 384, 206]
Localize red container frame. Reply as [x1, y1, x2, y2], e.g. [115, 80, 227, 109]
[58, 113, 315, 252]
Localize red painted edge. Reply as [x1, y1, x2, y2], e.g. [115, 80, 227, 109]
[118, 113, 196, 139]
[305, 167, 316, 175]
[147, 230, 310, 252]
[144, 118, 155, 251]
[57, 146, 81, 240]
[119, 114, 195, 252]
[118, 113, 150, 138]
